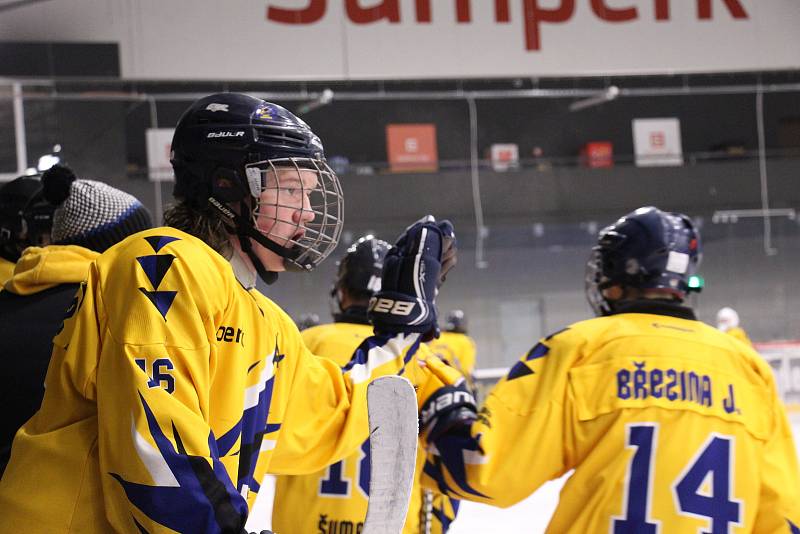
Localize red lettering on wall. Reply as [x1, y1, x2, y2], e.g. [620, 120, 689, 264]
[496, 0, 510, 23]
[266, 0, 751, 52]
[415, 0, 510, 24]
[346, 0, 400, 23]
[523, 0, 575, 51]
[267, 0, 326, 23]
[697, 0, 748, 20]
[591, 0, 637, 22]
[415, 0, 431, 22]
[654, 0, 670, 21]
[456, 0, 470, 23]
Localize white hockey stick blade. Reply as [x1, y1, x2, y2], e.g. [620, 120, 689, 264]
[363, 376, 419, 534]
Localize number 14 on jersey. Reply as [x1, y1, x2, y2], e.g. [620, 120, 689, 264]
[613, 423, 742, 534]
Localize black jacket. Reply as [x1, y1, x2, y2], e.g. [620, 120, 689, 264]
[0, 245, 96, 474]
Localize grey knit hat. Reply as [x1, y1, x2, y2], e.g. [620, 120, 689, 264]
[41, 165, 152, 252]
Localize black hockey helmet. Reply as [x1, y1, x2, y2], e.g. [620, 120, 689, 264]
[331, 235, 391, 312]
[586, 206, 702, 316]
[170, 93, 343, 283]
[0, 175, 55, 263]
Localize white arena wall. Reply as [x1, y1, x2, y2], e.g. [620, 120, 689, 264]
[1, 0, 799, 79]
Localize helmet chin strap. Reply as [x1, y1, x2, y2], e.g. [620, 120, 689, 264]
[208, 195, 301, 285]
[237, 230, 278, 285]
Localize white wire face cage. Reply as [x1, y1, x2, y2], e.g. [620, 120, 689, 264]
[244, 157, 344, 271]
[585, 248, 609, 316]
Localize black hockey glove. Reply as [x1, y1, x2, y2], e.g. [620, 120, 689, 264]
[369, 215, 456, 341]
[419, 380, 477, 446]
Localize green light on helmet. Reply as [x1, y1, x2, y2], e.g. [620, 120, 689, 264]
[687, 275, 704, 291]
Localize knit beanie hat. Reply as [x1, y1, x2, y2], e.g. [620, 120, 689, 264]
[41, 165, 153, 252]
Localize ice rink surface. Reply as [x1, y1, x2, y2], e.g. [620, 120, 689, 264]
[449, 419, 800, 533]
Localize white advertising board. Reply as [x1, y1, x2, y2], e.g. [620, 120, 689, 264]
[0, 1, 798, 79]
[632, 118, 683, 167]
[491, 143, 520, 171]
[146, 128, 175, 182]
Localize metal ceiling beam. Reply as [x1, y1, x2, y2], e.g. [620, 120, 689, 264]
[1, 79, 800, 102]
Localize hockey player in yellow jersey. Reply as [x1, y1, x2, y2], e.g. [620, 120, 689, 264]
[273, 235, 458, 534]
[717, 306, 754, 348]
[0, 164, 153, 475]
[0, 93, 456, 533]
[419, 206, 800, 533]
[272, 235, 393, 534]
[428, 309, 477, 383]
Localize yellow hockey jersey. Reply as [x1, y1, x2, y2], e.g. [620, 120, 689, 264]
[726, 326, 754, 348]
[423, 301, 800, 533]
[0, 228, 431, 534]
[3, 245, 99, 295]
[0, 257, 14, 285]
[273, 320, 457, 534]
[427, 331, 477, 378]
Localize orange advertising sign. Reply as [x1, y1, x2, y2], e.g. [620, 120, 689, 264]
[386, 124, 438, 173]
